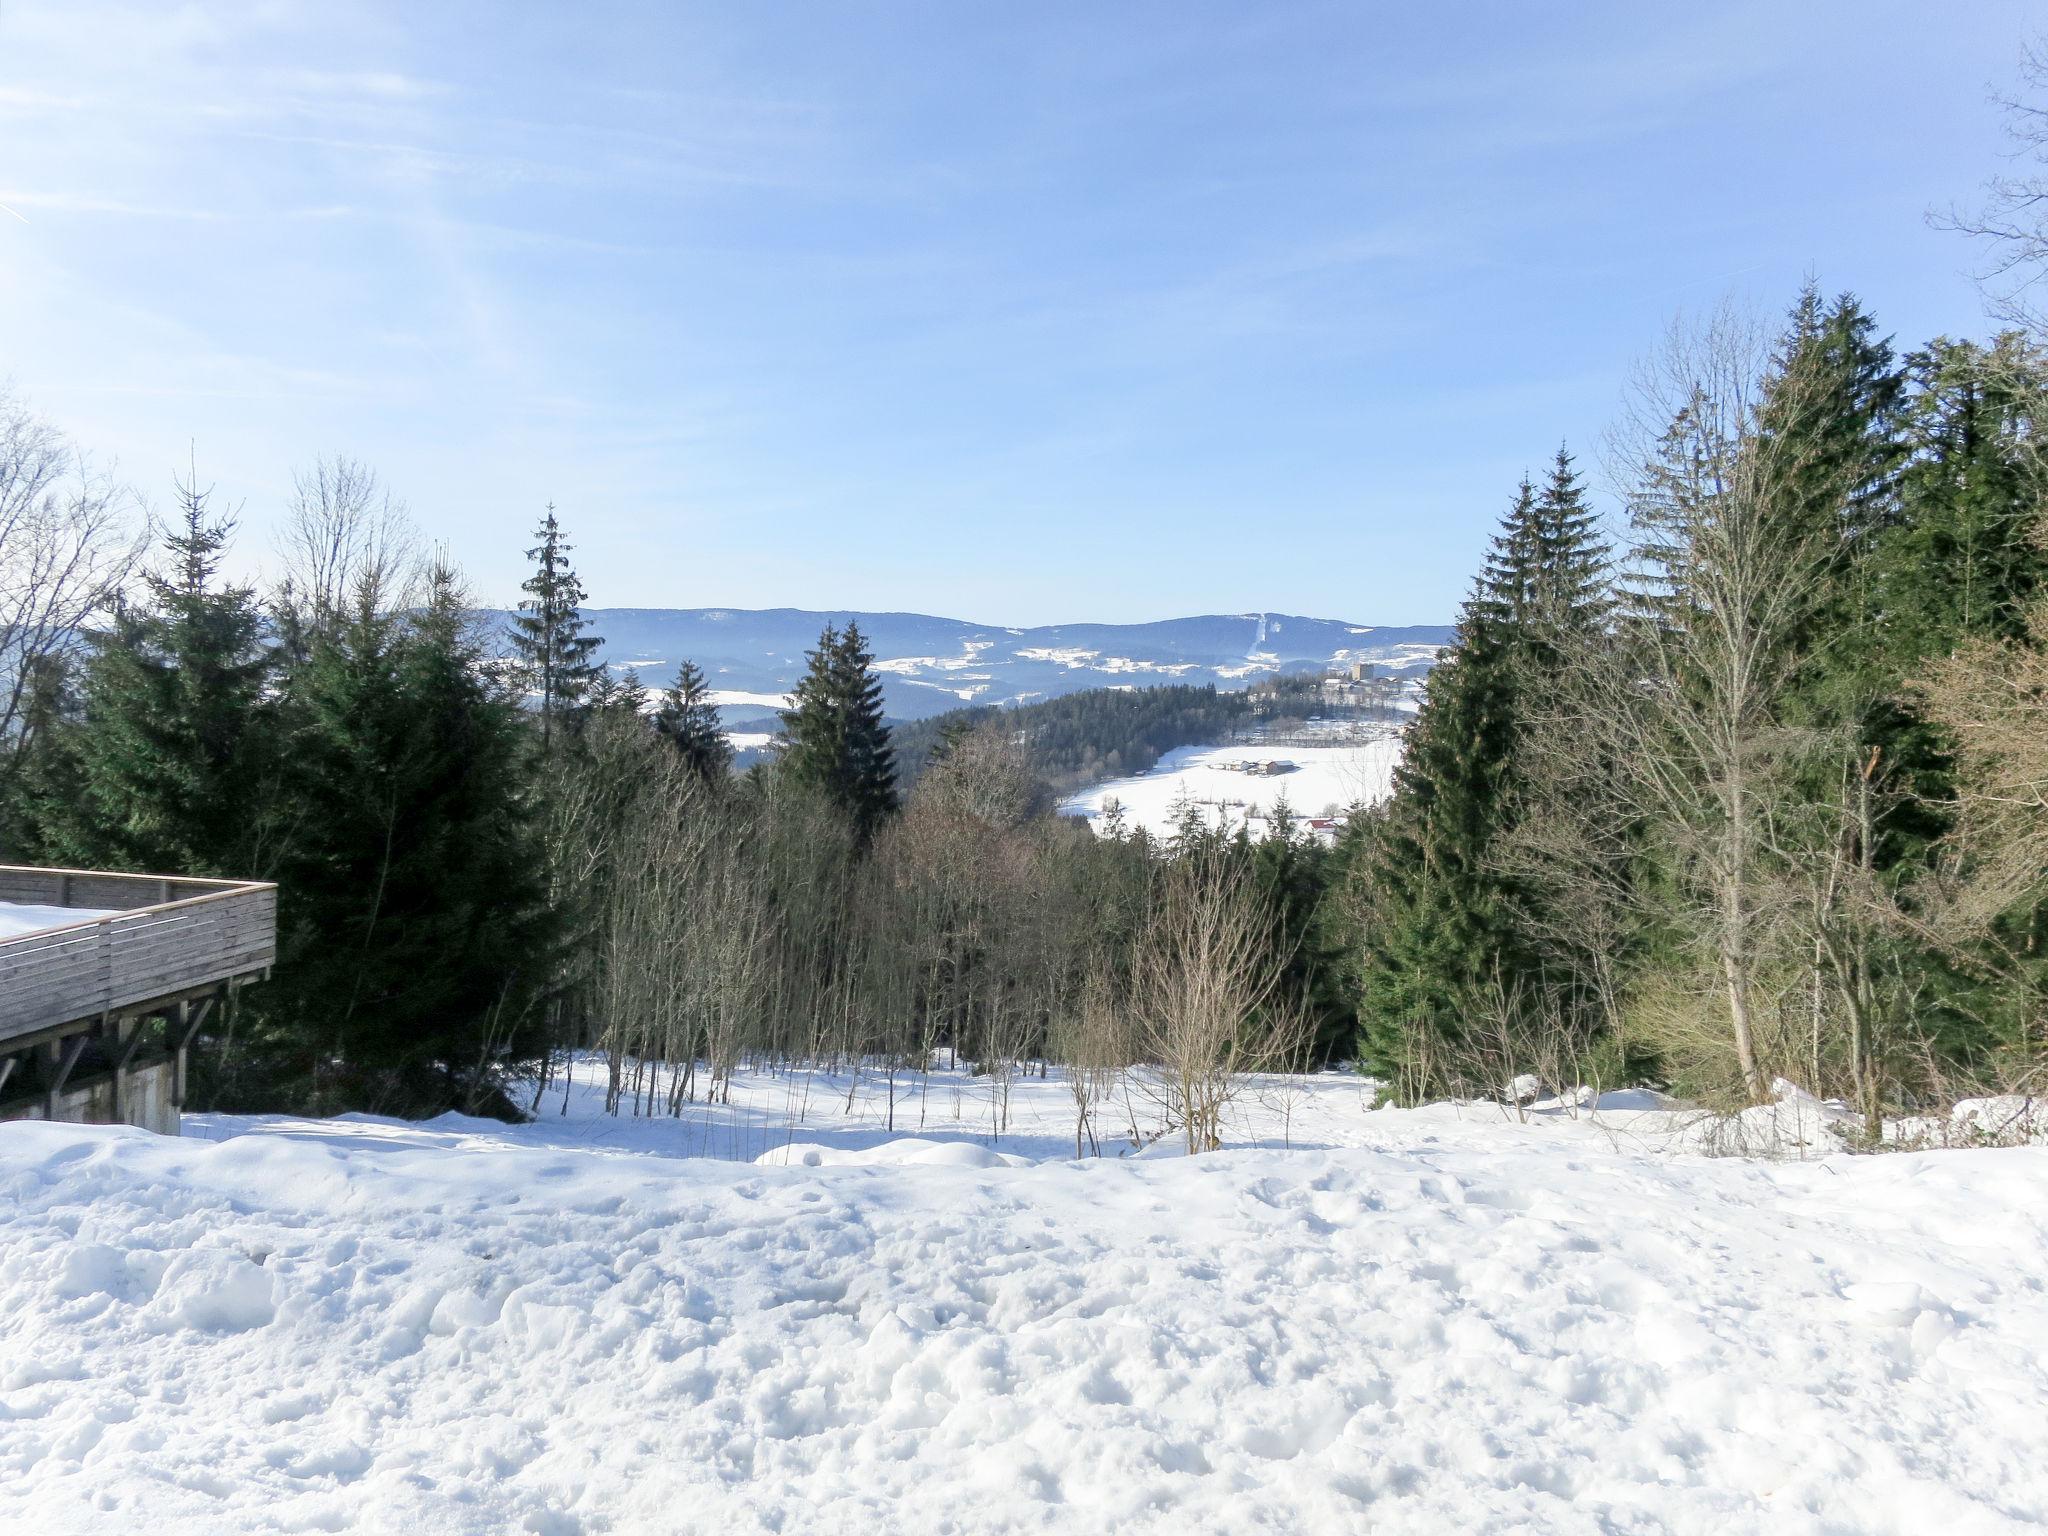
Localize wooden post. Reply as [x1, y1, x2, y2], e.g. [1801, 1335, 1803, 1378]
[0, 1054, 17, 1099]
[171, 1001, 190, 1108]
[171, 996, 214, 1109]
[110, 1015, 148, 1123]
[45, 1031, 90, 1120]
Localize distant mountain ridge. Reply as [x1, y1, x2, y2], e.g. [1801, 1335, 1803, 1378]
[486, 607, 1453, 723]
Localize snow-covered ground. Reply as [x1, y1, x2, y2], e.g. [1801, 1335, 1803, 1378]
[1062, 734, 1402, 841]
[707, 690, 793, 711]
[4, 1058, 2045, 1533]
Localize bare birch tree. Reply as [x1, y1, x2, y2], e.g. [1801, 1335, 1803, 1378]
[1939, 42, 2048, 337]
[1584, 307, 1844, 1103]
[0, 389, 145, 778]
[275, 454, 423, 628]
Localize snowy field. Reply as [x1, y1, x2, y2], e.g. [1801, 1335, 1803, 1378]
[4, 1059, 2046, 1534]
[1062, 735, 1403, 841]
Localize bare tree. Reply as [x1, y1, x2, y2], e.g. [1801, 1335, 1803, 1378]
[275, 455, 423, 631]
[1049, 959, 1129, 1156]
[1130, 854, 1293, 1153]
[1938, 41, 2048, 337]
[0, 388, 145, 776]
[1584, 307, 1844, 1103]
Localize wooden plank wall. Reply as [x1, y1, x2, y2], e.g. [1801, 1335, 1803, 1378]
[0, 866, 228, 910]
[0, 868, 277, 1044]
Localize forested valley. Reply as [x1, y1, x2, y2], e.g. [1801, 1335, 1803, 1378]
[3, 268, 2043, 1144]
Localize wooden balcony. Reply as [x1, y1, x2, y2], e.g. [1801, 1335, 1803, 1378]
[0, 865, 277, 1133]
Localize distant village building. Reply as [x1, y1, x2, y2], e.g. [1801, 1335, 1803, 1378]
[1319, 662, 1400, 709]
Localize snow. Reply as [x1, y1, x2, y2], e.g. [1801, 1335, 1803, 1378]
[871, 642, 993, 676]
[1011, 647, 1201, 677]
[0, 902, 119, 940]
[707, 690, 792, 710]
[1062, 736, 1403, 840]
[4, 1058, 2046, 1533]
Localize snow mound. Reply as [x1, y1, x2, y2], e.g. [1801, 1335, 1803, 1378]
[5, 1094, 2048, 1533]
[754, 1137, 1034, 1169]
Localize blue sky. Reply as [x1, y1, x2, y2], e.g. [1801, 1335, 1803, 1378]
[0, 2, 2037, 625]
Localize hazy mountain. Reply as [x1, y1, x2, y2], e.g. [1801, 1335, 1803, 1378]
[487, 608, 1453, 724]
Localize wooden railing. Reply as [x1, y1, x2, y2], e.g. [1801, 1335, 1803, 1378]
[0, 866, 277, 1044]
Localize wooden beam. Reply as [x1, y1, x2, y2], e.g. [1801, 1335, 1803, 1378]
[171, 995, 216, 1109]
[111, 1015, 149, 1072]
[45, 1031, 90, 1120]
[109, 1014, 151, 1120]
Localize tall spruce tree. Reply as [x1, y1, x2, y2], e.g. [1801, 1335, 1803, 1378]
[653, 659, 732, 781]
[1759, 285, 1906, 697]
[779, 622, 898, 845]
[1530, 447, 1613, 642]
[1355, 454, 1615, 1092]
[257, 561, 556, 1111]
[0, 651, 83, 862]
[1881, 335, 2047, 656]
[511, 505, 603, 750]
[1354, 489, 1538, 1089]
[59, 471, 277, 877]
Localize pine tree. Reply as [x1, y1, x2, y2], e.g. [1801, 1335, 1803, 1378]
[510, 505, 603, 751]
[1758, 284, 1907, 704]
[1880, 334, 2047, 656]
[1353, 610, 1524, 1089]
[1251, 792, 1353, 1059]
[0, 651, 83, 861]
[1859, 334, 2048, 1063]
[1097, 795, 1129, 841]
[778, 623, 898, 845]
[259, 561, 556, 1111]
[588, 665, 649, 719]
[61, 471, 277, 877]
[1471, 478, 1543, 632]
[653, 659, 732, 781]
[1761, 286, 1905, 557]
[1354, 457, 1614, 1092]
[1167, 784, 1213, 856]
[1529, 447, 1612, 642]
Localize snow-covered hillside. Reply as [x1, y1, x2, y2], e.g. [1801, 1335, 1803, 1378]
[4, 1061, 2045, 1534]
[493, 608, 1453, 724]
[1063, 731, 1404, 841]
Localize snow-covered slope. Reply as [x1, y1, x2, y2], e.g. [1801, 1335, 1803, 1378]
[486, 607, 1453, 723]
[4, 1062, 2045, 1534]
[1062, 734, 1403, 840]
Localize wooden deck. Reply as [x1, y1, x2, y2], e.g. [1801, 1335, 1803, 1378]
[0, 865, 277, 1131]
